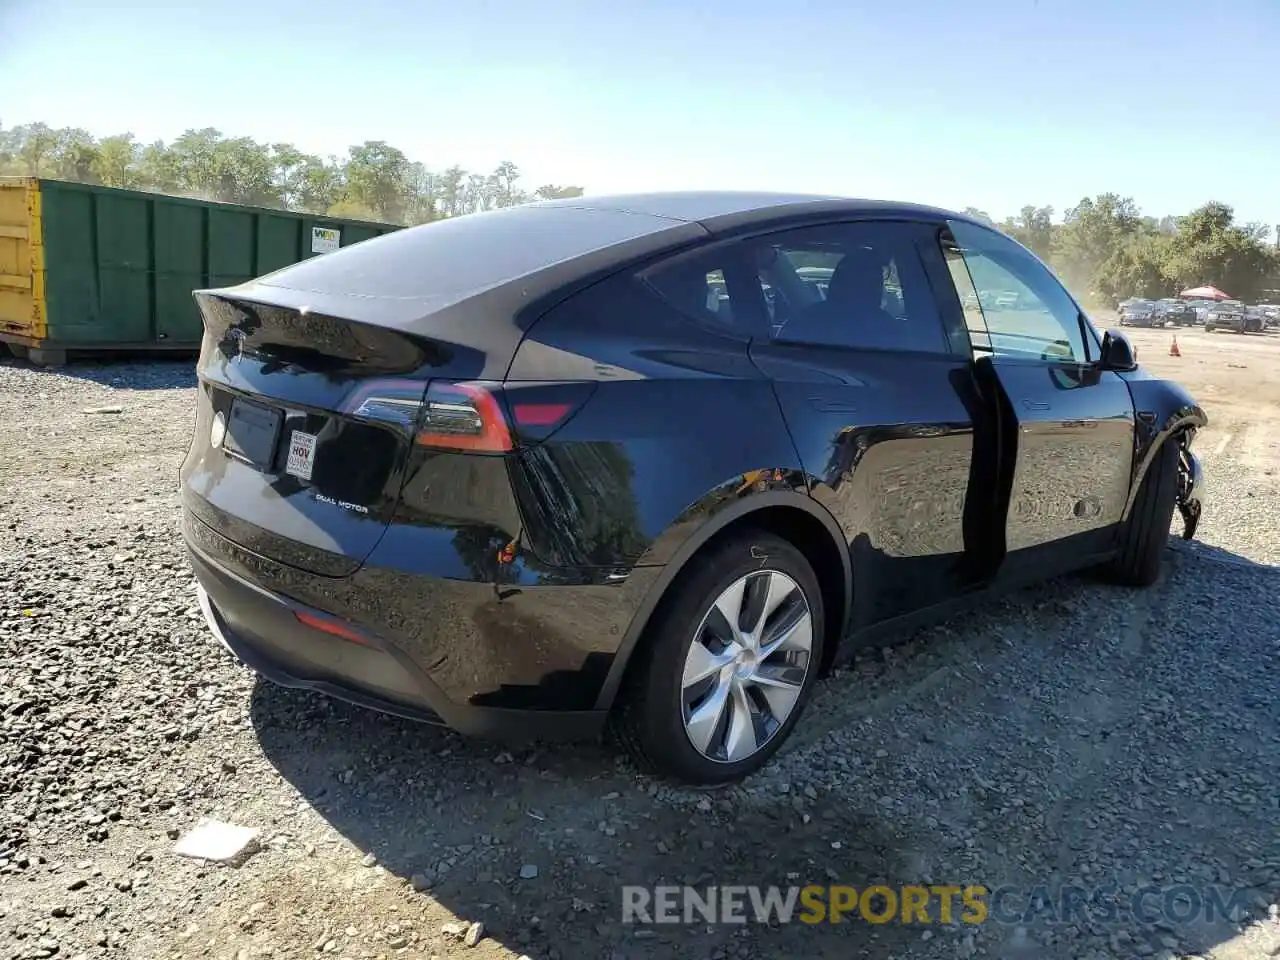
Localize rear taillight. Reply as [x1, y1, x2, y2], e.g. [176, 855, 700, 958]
[512, 403, 572, 426]
[340, 379, 432, 435]
[502, 381, 597, 445]
[342, 378, 595, 454]
[417, 381, 513, 453]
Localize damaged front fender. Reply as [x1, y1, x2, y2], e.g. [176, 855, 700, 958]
[1177, 438, 1204, 541]
[1116, 366, 1207, 537]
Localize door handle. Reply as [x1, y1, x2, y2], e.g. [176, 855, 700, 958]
[1022, 399, 1050, 411]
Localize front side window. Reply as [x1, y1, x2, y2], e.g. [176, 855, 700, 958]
[944, 220, 1089, 363]
[750, 221, 951, 354]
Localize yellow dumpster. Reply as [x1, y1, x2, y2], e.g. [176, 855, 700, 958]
[0, 179, 47, 360]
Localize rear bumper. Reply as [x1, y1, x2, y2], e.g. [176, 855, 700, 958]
[187, 532, 613, 742]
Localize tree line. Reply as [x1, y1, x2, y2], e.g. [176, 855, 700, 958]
[0, 121, 584, 226]
[964, 197, 1279, 305]
[2, 120, 1277, 305]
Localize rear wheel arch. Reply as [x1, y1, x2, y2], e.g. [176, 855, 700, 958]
[595, 492, 851, 713]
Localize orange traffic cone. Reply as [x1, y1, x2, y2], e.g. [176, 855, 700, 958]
[1169, 336, 1181, 357]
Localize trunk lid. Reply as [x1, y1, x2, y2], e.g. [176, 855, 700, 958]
[182, 292, 450, 577]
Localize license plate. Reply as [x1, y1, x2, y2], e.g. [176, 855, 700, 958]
[286, 430, 318, 481]
[223, 399, 282, 468]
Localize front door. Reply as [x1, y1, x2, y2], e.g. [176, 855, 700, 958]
[938, 219, 1136, 580]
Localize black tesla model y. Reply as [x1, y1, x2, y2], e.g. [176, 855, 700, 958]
[182, 192, 1206, 784]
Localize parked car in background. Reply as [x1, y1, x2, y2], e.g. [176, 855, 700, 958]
[1245, 305, 1274, 331]
[1204, 300, 1254, 333]
[1120, 299, 1160, 327]
[181, 192, 1207, 784]
[1157, 299, 1197, 326]
[1188, 299, 1217, 323]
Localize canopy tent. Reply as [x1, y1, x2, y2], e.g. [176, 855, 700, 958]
[1180, 285, 1232, 300]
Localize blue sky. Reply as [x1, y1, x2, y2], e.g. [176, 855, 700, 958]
[3, 0, 1278, 229]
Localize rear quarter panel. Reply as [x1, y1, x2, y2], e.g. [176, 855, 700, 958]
[506, 270, 809, 570]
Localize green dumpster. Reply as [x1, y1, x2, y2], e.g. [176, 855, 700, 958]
[0, 177, 401, 366]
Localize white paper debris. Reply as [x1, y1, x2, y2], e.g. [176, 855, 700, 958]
[173, 818, 260, 864]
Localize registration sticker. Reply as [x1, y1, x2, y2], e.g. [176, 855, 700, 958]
[286, 431, 317, 481]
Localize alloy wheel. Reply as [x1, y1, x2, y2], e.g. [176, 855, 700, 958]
[680, 569, 814, 763]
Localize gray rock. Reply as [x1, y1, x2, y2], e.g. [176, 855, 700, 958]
[410, 871, 434, 892]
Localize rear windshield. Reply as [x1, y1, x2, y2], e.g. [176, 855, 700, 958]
[258, 205, 681, 303]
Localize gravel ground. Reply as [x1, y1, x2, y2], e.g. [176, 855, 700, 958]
[1, 326, 1278, 960]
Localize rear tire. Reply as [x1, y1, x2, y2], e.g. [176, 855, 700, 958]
[612, 530, 825, 785]
[1102, 438, 1179, 586]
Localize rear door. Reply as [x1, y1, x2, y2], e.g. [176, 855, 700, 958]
[938, 220, 1136, 579]
[743, 219, 999, 630]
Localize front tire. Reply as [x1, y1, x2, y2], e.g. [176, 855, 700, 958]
[1102, 438, 1179, 586]
[612, 530, 825, 785]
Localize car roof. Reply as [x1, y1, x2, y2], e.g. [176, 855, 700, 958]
[533, 191, 971, 231]
[213, 191, 991, 357]
[229, 191, 977, 313]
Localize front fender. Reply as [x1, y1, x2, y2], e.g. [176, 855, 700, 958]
[1117, 369, 1208, 522]
[592, 484, 851, 712]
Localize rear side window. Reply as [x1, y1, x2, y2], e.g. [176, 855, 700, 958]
[642, 249, 743, 332]
[749, 221, 952, 354]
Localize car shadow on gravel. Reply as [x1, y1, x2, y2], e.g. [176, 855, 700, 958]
[247, 537, 1280, 959]
[1170, 536, 1280, 572]
[249, 680, 936, 958]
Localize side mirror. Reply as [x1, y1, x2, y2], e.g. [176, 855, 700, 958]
[1099, 329, 1138, 371]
